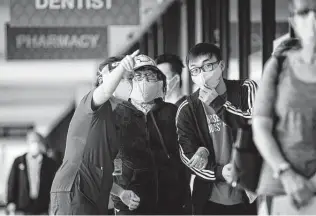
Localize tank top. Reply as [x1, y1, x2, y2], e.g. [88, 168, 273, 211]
[274, 57, 316, 178]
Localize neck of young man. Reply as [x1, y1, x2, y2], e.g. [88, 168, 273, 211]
[165, 88, 183, 104]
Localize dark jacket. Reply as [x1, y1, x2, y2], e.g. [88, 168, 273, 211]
[7, 153, 58, 213]
[112, 99, 186, 214]
[176, 79, 257, 214]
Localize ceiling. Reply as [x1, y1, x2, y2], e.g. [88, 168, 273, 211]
[0, 59, 97, 135]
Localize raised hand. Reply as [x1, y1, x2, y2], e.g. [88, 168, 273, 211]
[120, 50, 140, 72]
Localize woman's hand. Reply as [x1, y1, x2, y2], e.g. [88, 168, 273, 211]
[280, 169, 315, 208]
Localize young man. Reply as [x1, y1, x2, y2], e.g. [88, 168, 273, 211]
[110, 54, 184, 215]
[50, 51, 139, 215]
[7, 131, 57, 215]
[176, 43, 257, 215]
[155, 54, 186, 106]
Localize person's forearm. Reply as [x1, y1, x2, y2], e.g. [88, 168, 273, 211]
[110, 183, 125, 197]
[93, 64, 126, 107]
[252, 117, 288, 169]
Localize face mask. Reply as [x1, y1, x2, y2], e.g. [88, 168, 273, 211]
[191, 63, 222, 89]
[293, 12, 316, 45]
[29, 142, 42, 156]
[113, 80, 132, 101]
[166, 75, 180, 97]
[130, 80, 164, 103]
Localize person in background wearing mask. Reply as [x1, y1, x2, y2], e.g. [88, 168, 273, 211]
[176, 43, 257, 215]
[111, 54, 184, 215]
[7, 130, 58, 215]
[155, 54, 186, 107]
[253, 0, 316, 214]
[50, 51, 139, 215]
[155, 54, 191, 214]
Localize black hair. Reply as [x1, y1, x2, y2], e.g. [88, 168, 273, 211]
[95, 55, 125, 87]
[155, 54, 184, 87]
[135, 66, 167, 94]
[186, 43, 222, 67]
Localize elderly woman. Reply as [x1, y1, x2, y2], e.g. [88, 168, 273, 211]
[7, 131, 57, 215]
[252, 0, 316, 214]
[110, 55, 186, 215]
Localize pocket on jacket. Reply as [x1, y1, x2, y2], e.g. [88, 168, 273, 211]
[71, 176, 98, 215]
[78, 162, 103, 204]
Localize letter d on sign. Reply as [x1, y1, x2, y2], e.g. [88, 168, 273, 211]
[35, 0, 49, 9]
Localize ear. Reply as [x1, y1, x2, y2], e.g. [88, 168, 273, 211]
[220, 61, 226, 71]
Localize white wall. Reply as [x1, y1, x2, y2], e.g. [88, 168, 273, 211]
[0, 138, 28, 205]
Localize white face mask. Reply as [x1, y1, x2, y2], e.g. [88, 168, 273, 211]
[29, 142, 43, 156]
[130, 80, 164, 103]
[113, 80, 132, 101]
[191, 63, 222, 89]
[293, 11, 316, 46]
[166, 75, 180, 97]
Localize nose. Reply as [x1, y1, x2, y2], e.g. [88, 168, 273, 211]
[143, 76, 150, 82]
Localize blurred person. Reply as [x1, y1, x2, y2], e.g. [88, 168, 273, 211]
[110, 55, 184, 215]
[252, 0, 316, 214]
[6, 131, 58, 215]
[155, 54, 187, 106]
[50, 50, 139, 215]
[155, 54, 192, 214]
[176, 43, 257, 215]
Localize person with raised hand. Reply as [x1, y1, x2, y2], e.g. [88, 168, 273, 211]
[111, 54, 184, 215]
[50, 50, 139, 215]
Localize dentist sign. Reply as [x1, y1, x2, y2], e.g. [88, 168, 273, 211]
[10, 0, 140, 26]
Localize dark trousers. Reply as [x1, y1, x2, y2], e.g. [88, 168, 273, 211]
[19, 198, 47, 215]
[108, 208, 115, 215]
[202, 201, 257, 215]
[114, 204, 183, 215]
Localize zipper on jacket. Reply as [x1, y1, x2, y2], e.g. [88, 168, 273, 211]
[144, 114, 159, 207]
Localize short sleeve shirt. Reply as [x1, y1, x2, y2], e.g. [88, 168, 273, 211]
[254, 55, 316, 178]
[51, 89, 120, 194]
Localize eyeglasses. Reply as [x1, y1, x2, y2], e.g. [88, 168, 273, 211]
[189, 61, 220, 76]
[133, 71, 159, 82]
